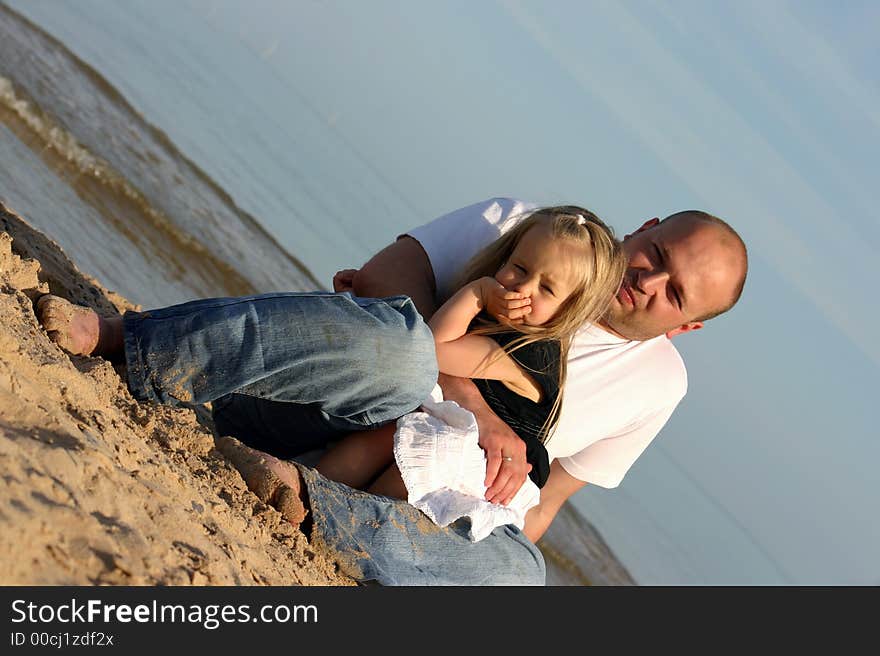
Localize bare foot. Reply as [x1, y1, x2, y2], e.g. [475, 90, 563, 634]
[36, 295, 101, 355]
[36, 295, 124, 358]
[217, 436, 309, 527]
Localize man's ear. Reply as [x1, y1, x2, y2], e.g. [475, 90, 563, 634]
[624, 217, 660, 240]
[666, 321, 703, 339]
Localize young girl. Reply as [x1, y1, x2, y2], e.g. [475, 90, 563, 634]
[316, 206, 625, 540]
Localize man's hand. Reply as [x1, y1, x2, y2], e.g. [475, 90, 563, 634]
[472, 404, 531, 505]
[478, 277, 532, 325]
[438, 373, 531, 505]
[333, 268, 359, 293]
[352, 236, 438, 319]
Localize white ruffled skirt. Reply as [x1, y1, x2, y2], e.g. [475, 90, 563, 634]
[393, 385, 541, 542]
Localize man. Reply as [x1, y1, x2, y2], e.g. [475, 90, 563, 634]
[217, 197, 747, 585]
[38, 197, 748, 585]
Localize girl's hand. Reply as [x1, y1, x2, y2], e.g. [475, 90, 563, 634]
[477, 277, 531, 325]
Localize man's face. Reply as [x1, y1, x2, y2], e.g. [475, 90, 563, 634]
[599, 215, 742, 341]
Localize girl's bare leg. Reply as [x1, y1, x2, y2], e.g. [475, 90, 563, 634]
[36, 295, 124, 359]
[368, 463, 408, 500]
[315, 423, 396, 490]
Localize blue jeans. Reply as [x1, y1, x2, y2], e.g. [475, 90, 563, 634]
[121, 291, 545, 585]
[123, 292, 436, 455]
[298, 464, 545, 586]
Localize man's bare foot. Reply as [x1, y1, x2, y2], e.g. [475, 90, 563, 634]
[217, 436, 309, 527]
[36, 295, 123, 358]
[37, 295, 101, 355]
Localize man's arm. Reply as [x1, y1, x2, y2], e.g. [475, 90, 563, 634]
[353, 236, 532, 505]
[522, 461, 587, 543]
[352, 236, 438, 319]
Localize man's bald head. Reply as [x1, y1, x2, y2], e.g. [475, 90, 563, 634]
[600, 210, 748, 341]
[661, 210, 748, 322]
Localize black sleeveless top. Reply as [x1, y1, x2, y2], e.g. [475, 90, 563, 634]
[472, 331, 560, 489]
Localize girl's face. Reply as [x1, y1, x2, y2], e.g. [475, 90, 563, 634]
[495, 222, 588, 326]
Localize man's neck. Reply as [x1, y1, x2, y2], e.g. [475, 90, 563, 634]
[595, 319, 629, 340]
[594, 320, 666, 343]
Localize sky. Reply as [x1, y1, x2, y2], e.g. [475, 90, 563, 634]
[8, 0, 878, 583]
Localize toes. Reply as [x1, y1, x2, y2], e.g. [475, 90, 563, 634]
[39, 308, 67, 332]
[36, 296, 70, 333]
[44, 329, 70, 349]
[36, 294, 66, 315]
[36, 296, 59, 322]
[36, 294, 56, 311]
[274, 485, 307, 525]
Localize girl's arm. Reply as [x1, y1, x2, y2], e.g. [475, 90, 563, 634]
[428, 277, 541, 400]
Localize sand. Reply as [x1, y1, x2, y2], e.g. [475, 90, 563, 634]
[0, 201, 633, 586]
[0, 202, 351, 585]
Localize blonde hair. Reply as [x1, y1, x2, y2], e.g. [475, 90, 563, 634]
[452, 206, 626, 443]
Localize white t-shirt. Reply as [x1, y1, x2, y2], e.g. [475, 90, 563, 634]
[407, 197, 687, 488]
